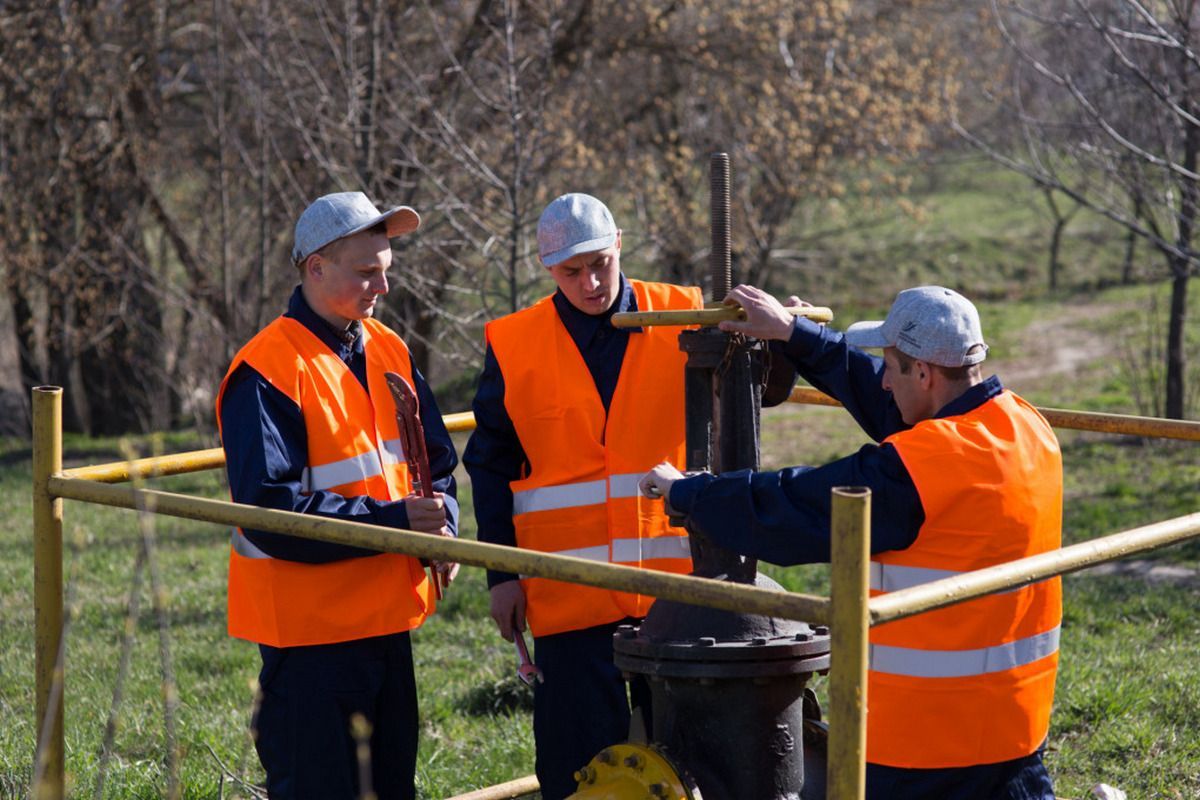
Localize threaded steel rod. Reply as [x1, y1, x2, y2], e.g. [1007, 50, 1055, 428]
[710, 152, 731, 302]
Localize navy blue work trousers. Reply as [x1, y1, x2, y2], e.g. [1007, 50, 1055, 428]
[532, 620, 650, 800]
[252, 632, 419, 800]
[865, 744, 1056, 800]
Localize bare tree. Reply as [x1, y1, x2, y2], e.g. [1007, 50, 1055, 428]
[0, 0, 971, 432]
[541, 1, 957, 293]
[955, 0, 1200, 418]
[0, 2, 174, 433]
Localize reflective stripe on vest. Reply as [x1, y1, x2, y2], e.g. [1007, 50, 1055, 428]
[532, 535, 691, 565]
[870, 625, 1060, 679]
[231, 529, 271, 559]
[512, 472, 644, 515]
[870, 562, 959, 592]
[301, 449, 385, 493]
[869, 562, 1019, 595]
[217, 316, 434, 648]
[488, 280, 703, 637]
[380, 437, 406, 465]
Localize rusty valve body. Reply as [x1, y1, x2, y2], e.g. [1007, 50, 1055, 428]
[612, 153, 830, 799]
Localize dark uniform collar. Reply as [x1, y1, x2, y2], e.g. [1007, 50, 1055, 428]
[551, 273, 641, 343]
[285, 285, 363, 360]
[935, 374, 1004, 419]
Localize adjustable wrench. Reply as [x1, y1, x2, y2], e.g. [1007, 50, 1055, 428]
[514, 631, 544, 686]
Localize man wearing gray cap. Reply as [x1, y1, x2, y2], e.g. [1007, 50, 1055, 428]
[217, 191, 459, 799]
[641, 284, 1061, 799]
[463, 193, 703, 798]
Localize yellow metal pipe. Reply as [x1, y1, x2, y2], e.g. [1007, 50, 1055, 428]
[46, 477, 831, 625]
[827, 487, 871, 800]
[61, 411, 481, 485]
[445, 775, 540, 800]
[870, 511, 1200, 626]
[787, 386, 843, 408]
[788, 387, 1200, 441]
[611, 305, 833, 329]
[32, 387, 65, 800]
[1036, 406, 1200, 440]
[62, 447, 226, 483]
[443, 411, 477, 433]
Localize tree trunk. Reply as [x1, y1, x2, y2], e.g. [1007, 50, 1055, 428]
[1165, 265, 1189, 419]
[1121, 228, 1137, 284]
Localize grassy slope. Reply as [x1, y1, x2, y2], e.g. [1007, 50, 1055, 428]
[2, 162, 1199, 797]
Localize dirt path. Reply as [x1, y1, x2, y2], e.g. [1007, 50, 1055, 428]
[1080, 559, 1200, 587]
[992, 302, 1117, 391]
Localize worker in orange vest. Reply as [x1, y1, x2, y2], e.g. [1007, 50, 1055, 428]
[217, 192, 459, 799]
[463, 193, 704, 799]
[642, 284, 1061, 800]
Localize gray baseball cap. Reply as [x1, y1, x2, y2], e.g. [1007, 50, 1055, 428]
[537, 193, 618, 267]
[843, 286, 988, 367]
[292, 191, 420, 264]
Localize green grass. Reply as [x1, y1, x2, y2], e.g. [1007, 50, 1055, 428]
[3, 163, 1200, 797]
[3, 307, 1197, 798]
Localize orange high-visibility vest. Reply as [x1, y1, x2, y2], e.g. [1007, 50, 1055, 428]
[867, 390, 1062, 768]
[487, 280, 703, 637]
[216, 316, 436, 648]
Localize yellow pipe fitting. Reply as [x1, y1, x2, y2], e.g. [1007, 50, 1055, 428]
[611, 305, 833, 329]
[566, 743, 697, 800]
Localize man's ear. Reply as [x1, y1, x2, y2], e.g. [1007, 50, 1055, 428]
[615, 229, 622, 252]
[304, 253, 323, 280]
[916, 359, 932, 388]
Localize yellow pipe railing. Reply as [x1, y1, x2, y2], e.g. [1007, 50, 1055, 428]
[827, 487, 871, 800]
[870, 511, 1200, 626]
[59, 388, 1199, 490]
[446, 774, 542, 800]
[61, 448, 226, 484]
[788, 386, 1200, 441]
[46, 476, 830, 625]
[30, 384, 1200, 800]
[32, 388, 64, 800]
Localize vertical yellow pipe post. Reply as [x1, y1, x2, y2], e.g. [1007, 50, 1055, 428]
[828, 486, 871, 800]
[32, 387, 65, 800]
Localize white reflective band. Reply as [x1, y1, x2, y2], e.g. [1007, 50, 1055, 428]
[514, 473, 662, 515]
[870, 563, 962, 592]
[230, 530, 272, 560]
[301, 450, 384, 492]
[869, 626, 1060, 679]
[870, 562, 1021, 595]
[608, 473, 645, 499]
[379, 438, 407, 466]
[520, 536, 691, 579]
[542, 544, 611, 563]
[613, 536, 690, 563]
[513, 479, 606, 515]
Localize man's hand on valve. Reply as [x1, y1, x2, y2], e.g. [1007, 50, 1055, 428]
[718, 284, 811, 341]
[639, 462, 686, 510]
